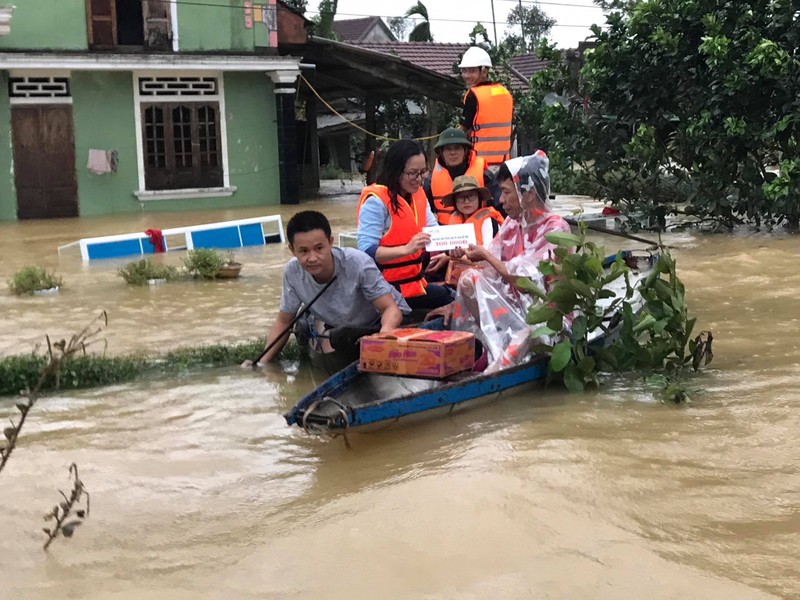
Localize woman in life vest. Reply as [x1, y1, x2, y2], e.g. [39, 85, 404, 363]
[458, 46, 514, 168]
[423, 127, 502, 225]
[356, 139, 454, 310]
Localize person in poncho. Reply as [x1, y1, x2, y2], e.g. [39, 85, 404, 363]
[429, 152, 570, 373]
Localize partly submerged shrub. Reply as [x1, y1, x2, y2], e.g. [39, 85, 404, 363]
[182, 248, 227, 279]
[117, 259, 179, 286]
[0, 339, 302, 396]
[8, 266, 63, 295]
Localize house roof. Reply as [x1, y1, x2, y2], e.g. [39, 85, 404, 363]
[352, 41, 469, 78]
[352, 41, 531, 91]
[332, 17, 396, 42]
[509, 53, 549, 80]
[295, 37, 464, 104]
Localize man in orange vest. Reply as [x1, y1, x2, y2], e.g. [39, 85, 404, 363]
[423, 127, 503, 226]
[458, 46, 514, 168]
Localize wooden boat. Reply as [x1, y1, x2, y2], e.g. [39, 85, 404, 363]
[285, 251, 656, 435]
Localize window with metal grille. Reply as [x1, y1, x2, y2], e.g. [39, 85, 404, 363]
[8, 77, 71, 99]
[142, 102, 223, 190]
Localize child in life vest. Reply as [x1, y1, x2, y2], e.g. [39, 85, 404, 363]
[441, 175, 504, 285]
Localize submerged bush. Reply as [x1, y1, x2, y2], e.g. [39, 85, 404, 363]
[8, 266, 63, 295]
[117, 259, 179, 286]
[0, 339, 303, 396]
[182, 248, 227, 279]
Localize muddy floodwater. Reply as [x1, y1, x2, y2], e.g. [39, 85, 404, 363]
[0, 192, 798, 599]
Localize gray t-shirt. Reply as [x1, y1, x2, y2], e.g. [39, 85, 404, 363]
[279, 246, 410, 327]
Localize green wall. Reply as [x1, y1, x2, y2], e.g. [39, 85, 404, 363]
[0, 0, 88, 50]
[0, 0, 264, 52]
[0, 73, 15, 221]
[71, 72, 139, 216]
[222, 71, 280, 206]
[176, 0, 255, 52]
[0, 70, 281, 221]
[139, 71, 281, 214]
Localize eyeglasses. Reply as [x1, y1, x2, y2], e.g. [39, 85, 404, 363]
[403, 168, 429, 181]
[456, 192, 480, 202]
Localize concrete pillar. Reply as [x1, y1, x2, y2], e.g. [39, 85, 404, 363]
[269, 70, 300, 204]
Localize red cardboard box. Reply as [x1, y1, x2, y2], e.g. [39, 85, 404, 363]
[359, 328, 475, 378]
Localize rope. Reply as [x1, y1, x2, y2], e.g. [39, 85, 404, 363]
[299, 74, 441, 143]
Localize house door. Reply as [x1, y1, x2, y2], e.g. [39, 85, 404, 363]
[11, 105, 79, 219]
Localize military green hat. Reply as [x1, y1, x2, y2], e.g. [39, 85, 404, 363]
[434, 127, 472, 150]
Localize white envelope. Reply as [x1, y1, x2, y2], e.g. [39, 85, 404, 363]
[423, 224, 477, 252]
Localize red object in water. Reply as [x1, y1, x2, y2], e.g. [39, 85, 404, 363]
[602, 206, 621, 216]
[145, 229, 165, 253]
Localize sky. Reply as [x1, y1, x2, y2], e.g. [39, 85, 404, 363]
[305, 0, 607, 49]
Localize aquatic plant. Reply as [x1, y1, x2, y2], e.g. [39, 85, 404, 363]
[182, 248, 227, 279]
[0, 339, 304, 397]
[8, 266, 62, 295]
[522, 221, 713, 400]
[117, 258, 179, 285]
[42, 463, 90, 551]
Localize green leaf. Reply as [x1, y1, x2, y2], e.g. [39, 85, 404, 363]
[577, 355, 596, 375]
[571, 315, 588, 339]
[527, 304, 556, 325]
[550, 340, 572, 372]
[545, 232, 582, 248]
[531, 325, 558, 338]
[515, 277, 546, 298]
[537, 261, 555, 276]
[563, 364, 585, 392]
[546, 313, 564, 332]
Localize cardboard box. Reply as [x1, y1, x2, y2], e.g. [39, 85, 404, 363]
[359, 328, 475, 379]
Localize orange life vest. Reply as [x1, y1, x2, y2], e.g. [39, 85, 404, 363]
[448, 206, 505, 246]
[356, 184, 428, 298]
[430, 153, 486, 225]
[466, 83, 513, 166]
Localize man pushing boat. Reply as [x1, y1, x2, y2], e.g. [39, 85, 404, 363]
[243, 210, 410, 368]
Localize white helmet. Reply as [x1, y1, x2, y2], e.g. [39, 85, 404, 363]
[458, 46, 492, 69]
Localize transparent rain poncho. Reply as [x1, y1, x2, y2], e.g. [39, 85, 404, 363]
[450, 153, 571, 373]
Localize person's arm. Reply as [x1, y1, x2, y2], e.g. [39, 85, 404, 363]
[258, 310, 296, 363]
[424, 202, 439, 228]
[466, 244, 510, 278]
[374, 234, 430, 263]
[244, 263, 302, 366]
[372, 294, 403, 332]
[461, 89, 478, 131]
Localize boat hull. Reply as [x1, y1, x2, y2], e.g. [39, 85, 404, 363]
[285, 355, 550, 431]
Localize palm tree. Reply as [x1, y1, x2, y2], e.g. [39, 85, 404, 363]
[405, 1, 433, 42]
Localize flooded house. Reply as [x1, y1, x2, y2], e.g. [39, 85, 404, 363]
[0, 0, 306, 221]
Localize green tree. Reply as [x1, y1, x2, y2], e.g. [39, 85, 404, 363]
[283, 0, 307, 14]
[313, 0, 338, 39]
[387, 16, 409, 41]
[517, 0, 800, 230]
[504, 3, 555, 55]
[405, 1, 433, 42]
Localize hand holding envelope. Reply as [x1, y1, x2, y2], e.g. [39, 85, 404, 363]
[422, 224, 477, 252]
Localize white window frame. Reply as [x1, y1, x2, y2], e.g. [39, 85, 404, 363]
[132, 71, 232, 199]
